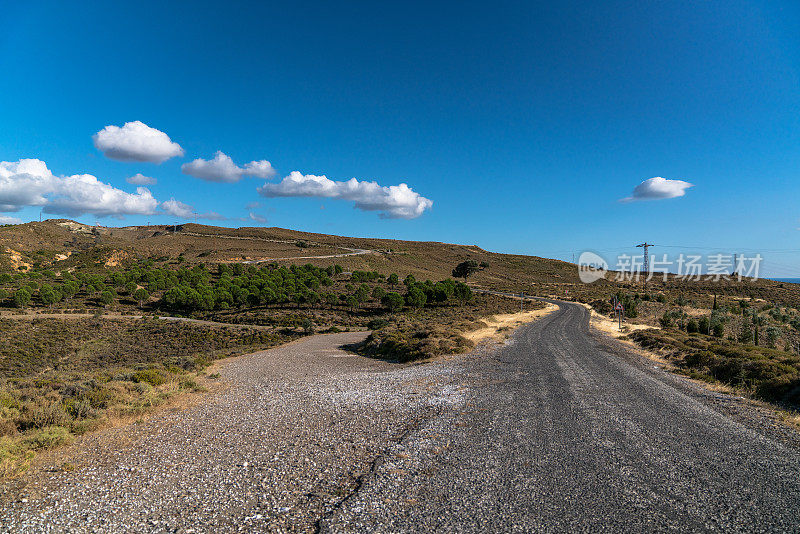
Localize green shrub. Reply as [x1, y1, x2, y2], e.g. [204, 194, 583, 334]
[22, 426, 72, 450]
[132, 369, 166, 387]
[367, 318, 389, 330]
[698, 316, 710, 335]
[686, 318, 699, 334]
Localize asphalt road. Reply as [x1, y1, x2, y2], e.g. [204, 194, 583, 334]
[325, 301, 800, 532]
[6, 301, 800, 532]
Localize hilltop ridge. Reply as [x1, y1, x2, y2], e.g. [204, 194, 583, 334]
[0, 219, 580, 290]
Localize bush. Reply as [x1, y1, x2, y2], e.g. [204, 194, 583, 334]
[590, 299, 612, 314]
[22, 426, 72, 450]
[686, 318, 699, 334]
[698, 316, 710, 335]
[132, 369, 166, 387]
[367, 319, 389, 330]
[25, 402, 71, 429]
[713, 322, 725, 337]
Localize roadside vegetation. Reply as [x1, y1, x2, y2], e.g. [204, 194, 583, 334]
[582, 290, 800, 411]
[0, 247, 527, 478]
[0, 318, 293, 478]
[628, 328, 800, 407]
[357, 292, 534, 362]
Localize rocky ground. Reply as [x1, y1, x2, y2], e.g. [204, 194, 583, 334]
[0, 332, 475, 533]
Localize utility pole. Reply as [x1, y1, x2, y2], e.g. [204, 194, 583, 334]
[520, 291, 524, 312]
[733, 253, 737, 277]
[636, 243, 654, 291]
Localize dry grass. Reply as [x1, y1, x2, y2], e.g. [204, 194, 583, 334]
[579, 303, 656, 339]
[0, 318, 297, 480]
[463, 303, 557, 343]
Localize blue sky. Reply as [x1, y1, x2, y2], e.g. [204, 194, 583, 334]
[1, 1, 799, 276]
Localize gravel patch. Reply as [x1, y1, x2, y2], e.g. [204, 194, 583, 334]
[0, 332, 467, 533]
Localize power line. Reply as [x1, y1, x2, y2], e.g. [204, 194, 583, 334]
[636, 243, 653, 291]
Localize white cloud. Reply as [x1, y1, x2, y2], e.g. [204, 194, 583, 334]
[160, 198, 226, 221]
[0, 159, 54, 211]
[245, 201, 261, 209]
[249, 212, 267, 223]
[46, 177, 157, 217]
[0, 159, 158, 217]
[0, 215, 21, 225]
[127, 173, 157, 186]
[182, 151, 276, 183]
[620, 177, 693, 202]
[258, 171, 433, 219]
[93, 121, 184, 163]
[161, 199, 194, 218]
[243, 160, 276, 179]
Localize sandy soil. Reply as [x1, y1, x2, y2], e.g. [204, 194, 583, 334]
[4, 247, 30, 271]
[463, 303, 558, 342]
[577, 303, 656, 339]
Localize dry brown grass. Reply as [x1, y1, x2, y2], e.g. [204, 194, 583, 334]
[0, 318, 296, 480]
[463, 304, 557, 343]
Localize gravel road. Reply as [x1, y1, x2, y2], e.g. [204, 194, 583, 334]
[4, 301, 800, 532]
[0, 332, 467, 532]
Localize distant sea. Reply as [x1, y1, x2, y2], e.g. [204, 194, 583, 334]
[769, 278, 800, 284]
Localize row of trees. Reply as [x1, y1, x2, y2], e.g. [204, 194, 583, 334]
[159, 262, 473, 313]
[0, 259, 478, 313]
[381, 278, 472, 312]
[0, 281, 146, 309]
[161, 263, 336, 312]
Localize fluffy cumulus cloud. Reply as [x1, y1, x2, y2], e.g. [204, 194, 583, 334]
[93, 121, 184, 163]
[126, 173, 157, 186]
[0, 215, 22, 225]
[182, 151, 276, 183]
[161, 199, 194, 218]
[160, 198, 226, 221]
[258, 171, 433, 219]
[620, 177, 693, 202]
[0, 159, 158, 217]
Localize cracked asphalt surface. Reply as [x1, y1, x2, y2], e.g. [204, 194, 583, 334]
[325, 301, 800, 532]
[4, 301, 800, 532]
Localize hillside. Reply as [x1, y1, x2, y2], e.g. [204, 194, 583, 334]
[0, 219, 580, 290]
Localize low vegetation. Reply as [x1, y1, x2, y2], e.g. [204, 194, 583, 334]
[0, 318, 296, 478]
[628, 328, 800, 408]
[357, 294, 533, 362]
